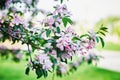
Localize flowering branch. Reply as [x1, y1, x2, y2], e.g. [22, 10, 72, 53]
[0, 0, 108, 79]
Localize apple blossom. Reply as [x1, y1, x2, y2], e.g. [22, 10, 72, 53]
[35, 53, 53, 71]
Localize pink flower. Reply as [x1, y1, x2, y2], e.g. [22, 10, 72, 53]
[0, 12, 6, 20]
[65, 45, 71, 51]
[56, 30, 74, 51]
[0, 19, 3, 23]
[56, 37, 69, 51]
[59, 62, 67, 73]
[50, 50, 57, 55]
[13, 15, 27, 27]
[44, 17, 54, 28]
[85, 40, 95, 50]
[53, 4, 71, 17]
[24, 0, 32, 5]
[89, 30, 96, 40]
[61, 53, 71, 60]
[71, 43, 77, 51]
[88, 50, 97, 59]
[5, 0, 11, 8]
[65, 27, 74, 34]
[11, 7, 17, 13]
[80, 48, 86, 55]
[56, 42, 64, 51]
[53, 5, 62, 15]
[36, 54, 53, 71]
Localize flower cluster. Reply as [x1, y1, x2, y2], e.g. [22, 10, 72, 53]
[53, 4, 71, 17]
[0, 13, 27, 27]
[12, 14, 27, 27]
[42, 4, 71, 29]
[56, 27, 78, 60]
[35, 53, 53, 71]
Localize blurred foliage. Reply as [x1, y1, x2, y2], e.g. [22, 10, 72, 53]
[0, 45, 30, 62]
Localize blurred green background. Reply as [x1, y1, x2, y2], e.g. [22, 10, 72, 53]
[0, 60, 120, 80]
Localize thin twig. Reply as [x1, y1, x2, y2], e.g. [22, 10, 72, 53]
[0, 28, 25, 42]
[0, 28, 45, 51]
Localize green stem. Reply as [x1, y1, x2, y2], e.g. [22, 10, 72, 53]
[52, 66, 56, 80]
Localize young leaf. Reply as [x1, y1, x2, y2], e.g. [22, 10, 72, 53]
[72, 37, 81, 41]
[99, 36, 105, 47]
[62, 17, 73, 27]
[47, 13, 53, 16]
[65, 58, 67, 64]
[95, 36, 99, 43]
[25, 67, 30, 75]
[100, 27, 108, 30]
[99, 31, 106, 36]
[42, 69, 48, 78]
[61, 0, 63, 4]
[87, 59, 92, 64]
[80, 34, 89, 38]
[62, 17, 67, 27]
[67, 17, 73, 25]
[56, 27, 60, 33]
[35, 68, 43, 79]
[46, 29, 51, 37]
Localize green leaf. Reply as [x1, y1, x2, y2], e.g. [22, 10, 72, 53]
[42, 69, 48, 78]
[47, 13, 53, 16]
[99, 36, 105, 47]
[35, 68, 43, 79]
[25, 67, 30, 75]
[46, 29, 51, 37]
[56, 27, 60, 33]
[65, 58, 67, 64]
[72, 37, 81, 41]
[80, 34, 89, 38]
[87, 58, 92, 64]
[44, 48, 49, 53]
[66, 18, 73, 25]
[49, 55, 57, 65]
[61, 0, 63, 4]
[95, 36, 99, 43]
[70, 56, 72, 61]
[99, 31, 106, 36]
[61, 58, 67, 63]
[100, 27, 108, 30]
[38, 39, 47, 46]
[62, 17, 67, 27]
[62, 17, 73, 27]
